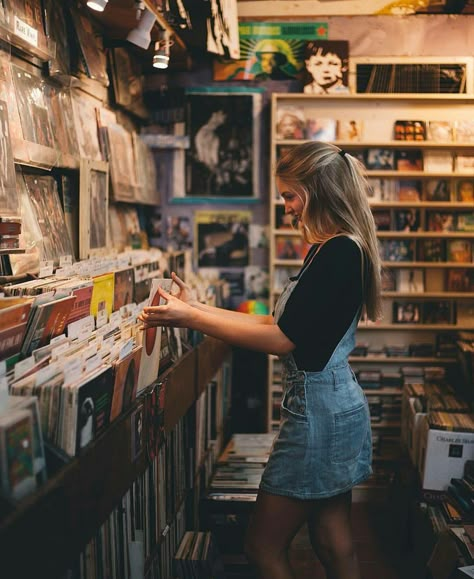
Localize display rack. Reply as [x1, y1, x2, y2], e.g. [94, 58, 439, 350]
[268, 94, 474, 493]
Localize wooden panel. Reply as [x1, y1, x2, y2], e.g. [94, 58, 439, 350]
[163, 347, 197, 433]
[196, 337, 231, 396]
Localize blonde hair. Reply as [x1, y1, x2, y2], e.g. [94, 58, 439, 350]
[275, 141, 382, 321]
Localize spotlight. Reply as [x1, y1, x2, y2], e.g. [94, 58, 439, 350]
[153, 30, 174, 70]
[87, 0, 108, 11]
[127, 8, 157, 50]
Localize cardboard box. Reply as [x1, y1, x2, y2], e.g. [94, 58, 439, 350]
[419, 417, 474, 491]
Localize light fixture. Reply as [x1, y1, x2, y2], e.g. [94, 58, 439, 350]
[153, 30, 174, 70]
[126, 8, 157, 50]
[86, 0, 108, 12]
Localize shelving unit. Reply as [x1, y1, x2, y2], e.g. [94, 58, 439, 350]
[268, 93, 474, 496]
[0, 336, 231, 579]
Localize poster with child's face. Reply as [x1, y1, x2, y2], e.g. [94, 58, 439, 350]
[303, 40, 349, 95]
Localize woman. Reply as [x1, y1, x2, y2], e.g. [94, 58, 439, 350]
[139, 141, 382, 579]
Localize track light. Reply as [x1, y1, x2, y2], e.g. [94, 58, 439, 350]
[153, 30, 174, 70]
[87, 0, 108, 11]
[127, 8, 157, 50]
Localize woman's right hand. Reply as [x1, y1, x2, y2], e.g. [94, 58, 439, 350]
[171, 272, 198, 306]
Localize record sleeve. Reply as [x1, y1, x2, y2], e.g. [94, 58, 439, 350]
[0, 99, 19, 216]
[43, 0, 71, 78]
[110, 346, 142, 422]
[11, 64, 55, 149]
[44, 85, 79, 159]
[23, 174, 73, 264]
[71, 93, 102, 162]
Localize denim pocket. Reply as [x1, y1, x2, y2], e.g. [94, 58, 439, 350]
[281, 381, 307, 422]
[332, 403, 367, 463]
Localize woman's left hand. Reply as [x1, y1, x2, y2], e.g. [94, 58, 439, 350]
[138, 286, 197, 329]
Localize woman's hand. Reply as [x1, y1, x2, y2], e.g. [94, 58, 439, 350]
[171, 272, 198, 306]
[138, 286, 197, 329]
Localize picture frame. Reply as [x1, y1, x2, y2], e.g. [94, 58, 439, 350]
[182, 90, 263, 202]
[393, 301, 420, 324]
[79, 159, 110, 259]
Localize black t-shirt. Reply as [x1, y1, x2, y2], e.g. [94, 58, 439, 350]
[277, 236, 363, 371]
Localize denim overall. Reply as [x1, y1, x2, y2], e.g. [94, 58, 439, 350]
[260, 241, 372, 499]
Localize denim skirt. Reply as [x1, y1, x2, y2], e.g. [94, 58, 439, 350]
[260, 363, 372, 499]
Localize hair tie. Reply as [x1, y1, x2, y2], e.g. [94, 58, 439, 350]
[338, 149, 346, 157]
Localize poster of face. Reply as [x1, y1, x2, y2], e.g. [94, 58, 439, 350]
[195, 210, 251, 267]
[213, 21, 328, 81]
[303, 40, 350, 94]
[185, 91, 262, 200]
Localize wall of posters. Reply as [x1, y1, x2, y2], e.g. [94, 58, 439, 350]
[213, 21, 328, 81]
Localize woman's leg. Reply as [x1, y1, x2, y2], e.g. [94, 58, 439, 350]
[244, 489, 309, 579]
[307, 490, 360, 579]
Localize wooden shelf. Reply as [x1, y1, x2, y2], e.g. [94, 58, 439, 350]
[361, 388, 402, 395]
[349, 356, 457, 364]
[273, 93, 474, 102]
[382, 292, 474, 299]
[377, 231, 474, 239]
[358, 323, 474, 330]
[371, 421, 401, 429]
[371, 202, 473, 209]
[276, 139, 474, 150]
[0, 336, 230, 579]
[382, 261, 474, 268]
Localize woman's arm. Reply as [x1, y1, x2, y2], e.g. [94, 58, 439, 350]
[171, 272, 273, 325]
[139, 287, 294, 356]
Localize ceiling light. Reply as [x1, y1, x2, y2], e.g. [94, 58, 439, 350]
[127, 8, 157, 50]
[153, 30, 174, 70]
[86, 0, 108, 11]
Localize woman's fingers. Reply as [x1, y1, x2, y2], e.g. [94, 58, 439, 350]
[171, 271, 185, 288]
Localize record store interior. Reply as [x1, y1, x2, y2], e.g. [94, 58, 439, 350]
[0, 1, 474, 578]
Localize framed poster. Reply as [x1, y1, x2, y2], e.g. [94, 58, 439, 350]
[183, 90, 262, 202]
[79, 159, 109, 259]
[195, 210, 251, 267]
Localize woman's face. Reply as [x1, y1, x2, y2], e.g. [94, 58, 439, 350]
[276, 177, 305, 227]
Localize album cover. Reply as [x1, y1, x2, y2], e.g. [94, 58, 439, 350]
[79, 159, 109, 258]
[366, 149, 394, 170]
[394, 120, 425, 141]
[0, 100, 19, 216]
[337, 120, 363, 142]
[43, 0, 71, 77]
[395, 150, 423, 171]
[113, 267, 134, 311]
[446, 269, 474, 292]
[305, 117, 337, 141]
[136, 278, 174, 394]
[454, 120, 474, 143]
[424, 179, 452, 202]
[75, 366, 114, 455]
[275, 236, 306, 260]
[302, 40, 349, 95]
[276, 106, 305, 140]
[373, 210, 391, 231]
[11, 64, 55, 149]
[455, 155, 474, 174]
[397, 180, 422, 202]
[23, 174, 73, 264]
[427, 211, 456, 232]
[69, 3, 108, 86]
[423, 151, 453, 173]
[456, 213, 474, 232]
[44, 85, 79, 159]
[110, 346, 143, 422]
[447, 240, 472, 263]
[381, 239, 415, 262]
[395, 209, 420, 232]
[106, 123, 137, 201]
[71, 94, 102, 162]
[418, 239, 446, 262]
[381, 269, 396, 292]
[367, 178, 396, 201]
[396, 269, 424, 293]
[427, 121, 453, 142]
[275, 204, 295, 229]
[109, 48, 146, 118]
[0, 408, 36, 500]
[393, 301, 420, 323]
[455, 179, 474, 203]
[423, 301, 452, 325]
[0, 52, 25, 159]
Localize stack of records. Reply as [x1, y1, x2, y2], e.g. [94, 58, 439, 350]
[429, 411, 474, 433]
[386, 344, 410, 357]
[409, 343, 435, 357]
[173, 531, 225, 579]
[0, 218, 21, 251]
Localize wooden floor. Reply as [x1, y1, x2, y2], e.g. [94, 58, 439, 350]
[222, 498, 427, 579]
[288, 501, 425, 579]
